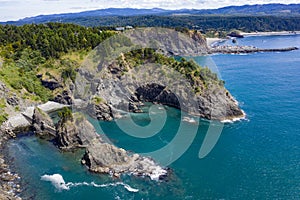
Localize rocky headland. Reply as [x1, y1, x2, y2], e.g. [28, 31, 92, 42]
[3, 104, 168, 182]
[0, 28, 246, 198]
[77, 49, 245, 122]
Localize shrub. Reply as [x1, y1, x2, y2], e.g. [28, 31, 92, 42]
[58, 107, 73, 122]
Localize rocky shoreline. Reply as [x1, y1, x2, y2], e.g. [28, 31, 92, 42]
[0, 101, 169, 199]
[0, 101, 70, 199]
[0, 29, 246, 198]
[0, 132, 22, 200]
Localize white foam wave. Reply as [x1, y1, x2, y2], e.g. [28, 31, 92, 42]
[41, 174, 139, 193]
[41, 174, 70, 191]
[88, 182, 139, 193]
[133, 157, 168, 181]
[182, 116, 198, 124]
[221, 110, 247, 123]
[148, 166, 167, 181]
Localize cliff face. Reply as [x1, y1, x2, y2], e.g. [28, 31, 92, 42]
[74, 28, 243, 121]
[77, 50, 244, 121]
[56, 114, 167, 179]
[32, 108, 56, 138]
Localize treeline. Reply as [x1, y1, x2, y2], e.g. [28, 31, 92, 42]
[0, 23, 114, 59]
[60, 15, 300, 32]
[0, 23, 115, 103]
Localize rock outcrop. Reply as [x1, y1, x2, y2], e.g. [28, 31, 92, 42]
[32, 108, 56, 138]
[54, 90, 73, 105]
[40, 75, 62, 90]
[56, 118, 83, 150]
[82, 141, 167, 180]
[56, 114, 167, 179]
[87, 102, 114, 121]
[75, 27, 244, 121]
[77, 59, 244, 121]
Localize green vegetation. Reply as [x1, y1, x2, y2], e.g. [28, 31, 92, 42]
[0, 23, 115, 103]
[58, 107, 73, 123]
[0, 98, 8, 124]
[0, 49, 53, 102]
[49, 15, 300, 33]
[0, 23, 115, 59]
[119, 48, 224, 93]
[0, 22, 223, 106]
[92, 96, 105, 104]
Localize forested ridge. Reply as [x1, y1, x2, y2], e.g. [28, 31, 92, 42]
[6, 15, 300, 33]
[0, 23, 114, 59]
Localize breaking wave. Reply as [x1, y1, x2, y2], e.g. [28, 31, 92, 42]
[41, 174, 139, 193]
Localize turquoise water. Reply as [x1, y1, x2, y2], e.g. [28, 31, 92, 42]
[7, 35, 300, 199]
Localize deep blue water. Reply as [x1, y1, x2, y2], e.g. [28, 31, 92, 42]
[7, 35, 300, 199]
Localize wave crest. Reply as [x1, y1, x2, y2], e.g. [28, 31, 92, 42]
[41, 174, 139, 193]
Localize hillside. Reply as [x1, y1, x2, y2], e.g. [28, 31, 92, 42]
[0, 24, 244, 122]
[2, 4, 300, 33]
[2, 3, 300, 26]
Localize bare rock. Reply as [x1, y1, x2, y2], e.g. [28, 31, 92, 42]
[54, 90, 73, 105]
[6, 96, 19, 106]
[40, 76, 62, 90]
[87, 102, 113, 121]
[32, 108, 56, 138]
[56, 114, 100, 150]
[55, 114, 167, 180]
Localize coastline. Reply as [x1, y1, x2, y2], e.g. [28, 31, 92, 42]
[221, 110, 247, 123]
[240, 31, 300, 37]
[0, 133, 22, 199]
[206, 31, 300, 47]
[206, 38, 226, 47]
[0, 101, 69, 200]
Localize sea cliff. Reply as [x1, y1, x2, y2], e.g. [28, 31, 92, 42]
[0, 27, 245, 198]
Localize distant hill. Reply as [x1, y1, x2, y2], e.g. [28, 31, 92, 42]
[2, 3, 300, 25]
[194, 3, 300, 15]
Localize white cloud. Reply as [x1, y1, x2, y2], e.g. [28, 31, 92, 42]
[0, 0, 299, 21]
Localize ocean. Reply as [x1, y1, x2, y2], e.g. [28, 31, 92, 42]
[7, 34, 300, 199]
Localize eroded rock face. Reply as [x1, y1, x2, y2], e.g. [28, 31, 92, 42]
[87, 102, 114, 121]
[56, 119, 83, 150]
[6, 96, 19, 106]
[134, 83, 180, 108]
[82, 142, 167, 180]
[40, 76, 62, 90]
[54, 90, 73, 105]
[56, 114, 104, 150]
[82, 61, 244, 121]
[32, 108, 56, 138]
[56, 115, 167, 180]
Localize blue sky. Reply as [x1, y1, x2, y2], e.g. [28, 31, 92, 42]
[0, 0, 298, 21]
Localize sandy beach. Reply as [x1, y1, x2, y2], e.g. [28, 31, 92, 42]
[206, 38, 226, 47]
